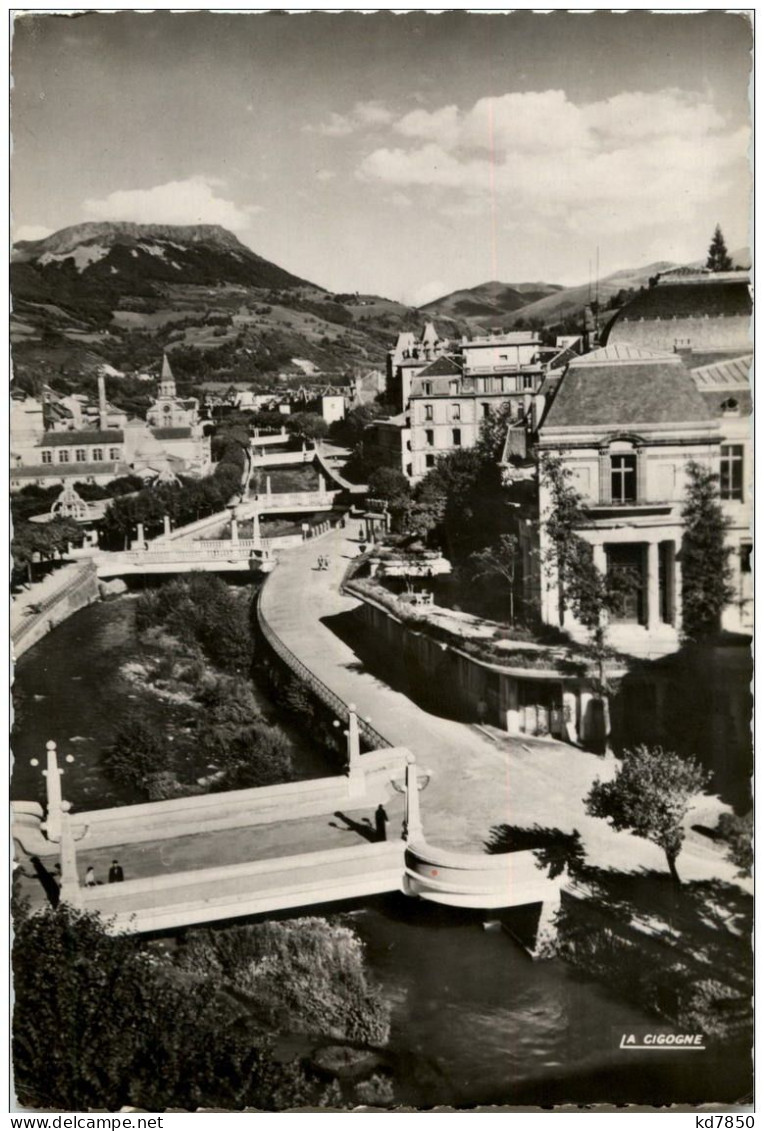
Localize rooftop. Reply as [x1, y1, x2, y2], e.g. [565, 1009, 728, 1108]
[37, 429, 124, 447]
[690, 355, 752, 389]
[151, 426, 193, 440]
[607, 277, 752, 326]
[416, 354, 464, 378]
[12, 461, 130, 479]
[542, 353, 714, 431]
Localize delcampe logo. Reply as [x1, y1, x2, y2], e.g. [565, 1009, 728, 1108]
[614, 1025, 706, 1051]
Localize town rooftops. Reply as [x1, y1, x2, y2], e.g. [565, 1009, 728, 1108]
[541, 346, 714, 432]
[37, 429, 124, 447]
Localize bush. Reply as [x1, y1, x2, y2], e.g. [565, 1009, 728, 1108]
[180, 918, 390, 1045]
[136, 575, 254, 674]
[13, 906, 367, 1111]
[102, 716, 167, 791]
[207, 720, 293, 790]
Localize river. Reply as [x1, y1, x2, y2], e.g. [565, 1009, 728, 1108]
[11, 596, 746, 1107]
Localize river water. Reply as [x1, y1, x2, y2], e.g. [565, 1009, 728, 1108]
[11, 597, 744, 1107]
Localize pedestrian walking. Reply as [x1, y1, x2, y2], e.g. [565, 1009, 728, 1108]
[375, 803, 389, 843]
[316, 556, 323, 571]
[85, 866, 97, 887]
[108, 860, 124, 883]
[322, 556, 330, 570]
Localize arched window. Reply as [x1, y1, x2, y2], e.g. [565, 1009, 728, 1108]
[598, 436, 645, 505]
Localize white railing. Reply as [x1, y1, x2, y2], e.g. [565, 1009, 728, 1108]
[117, 546, 270, 564]
[245, 490, 338, 511]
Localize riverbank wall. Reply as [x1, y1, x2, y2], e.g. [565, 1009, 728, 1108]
[12, 562, 100, 660]
[253, 582, 393, 762]
[341, 581, 597, 745]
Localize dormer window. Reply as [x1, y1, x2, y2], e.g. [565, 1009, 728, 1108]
[721, 397, 740, 415]
[422, 382, 432, 395]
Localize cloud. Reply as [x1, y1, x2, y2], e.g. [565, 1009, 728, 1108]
[309, 100, 394, 136]
[82, 176, 262, 231]
[353, 100, 395, 127]
[14, 224, 53, 243]
[358, 89, 749, 238]
[388, 191, 412, 208]
[315, 169, 336, 183]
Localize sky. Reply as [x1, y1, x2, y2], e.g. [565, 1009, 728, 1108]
[11, 10, 752, 305]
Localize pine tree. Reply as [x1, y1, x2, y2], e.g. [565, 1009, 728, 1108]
[706, 224, 733, 272]
[681, 460, 733, 639]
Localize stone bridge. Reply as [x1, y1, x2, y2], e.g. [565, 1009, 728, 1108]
[13, 725, 563, 953]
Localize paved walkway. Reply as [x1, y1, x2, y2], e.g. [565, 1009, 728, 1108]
[261, 527, 747, 887]
[11, 561, 87, 637]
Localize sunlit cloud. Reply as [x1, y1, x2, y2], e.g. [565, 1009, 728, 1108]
[307, 100, 395, 136]
[82, 175, 263, 231]
[13, 224, 54, 243]
[357, 89, 748, 241]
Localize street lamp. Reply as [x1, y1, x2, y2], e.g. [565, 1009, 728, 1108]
[31, 741, 84, 908]
[391, 753, 432, 842]
[31, 740, 74, 843]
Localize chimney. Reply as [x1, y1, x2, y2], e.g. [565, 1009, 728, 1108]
[98, 374, 108, 430]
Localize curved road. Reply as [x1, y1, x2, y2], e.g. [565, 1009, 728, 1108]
[261, 525, 745, 885]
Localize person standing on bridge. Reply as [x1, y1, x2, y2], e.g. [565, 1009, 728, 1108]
[375, 804, 389, 842]
[84, 866, 97, 887]
[108, 860, 124, 883]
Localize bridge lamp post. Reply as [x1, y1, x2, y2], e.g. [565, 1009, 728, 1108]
[30, 740, 74, 844]
[31, 742, 83, 909]
[333, 703, 366, 798]
[391, 754, 432, 843]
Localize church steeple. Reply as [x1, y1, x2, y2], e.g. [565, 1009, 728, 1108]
[159, 353, 177, 400]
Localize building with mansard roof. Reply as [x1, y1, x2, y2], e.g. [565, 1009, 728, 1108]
[534, 343, 723, 656]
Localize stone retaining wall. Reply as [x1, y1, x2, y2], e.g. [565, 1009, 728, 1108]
[343, 583, 597, 744]
[12, 563, 100, 659]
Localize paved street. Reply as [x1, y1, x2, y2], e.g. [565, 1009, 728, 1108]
[262, 525, 746, 886]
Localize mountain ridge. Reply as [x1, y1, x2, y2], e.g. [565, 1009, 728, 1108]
[12, 221, 250, 262]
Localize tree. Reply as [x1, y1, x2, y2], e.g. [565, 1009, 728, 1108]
[706, 224, 733, 272]
[367, 466, 411, 509]
[469, 534, 522, 624]
[474, 400, 519, 464]
[681, 460, 733, 639]
[585, 745, 710, 882]
[540, 454, 639, 749]
[285, 412, 328, 442]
